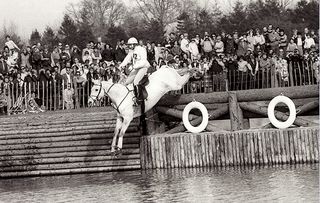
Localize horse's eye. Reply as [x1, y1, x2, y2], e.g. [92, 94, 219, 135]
[95, 89, 98, 91]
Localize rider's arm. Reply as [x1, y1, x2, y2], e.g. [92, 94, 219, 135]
[119, 51, 133, 69]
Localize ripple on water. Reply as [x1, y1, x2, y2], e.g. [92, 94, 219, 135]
[0, 164, 318, 203]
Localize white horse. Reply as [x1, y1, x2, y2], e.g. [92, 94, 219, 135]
[88, 66, 191, 154]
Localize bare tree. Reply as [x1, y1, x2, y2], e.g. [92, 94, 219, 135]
[278, 0, 294, 10]
[134, 0, 197, 28]
[67, 0, 126, 37]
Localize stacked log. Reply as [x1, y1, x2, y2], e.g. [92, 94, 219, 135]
[158, 85, 319, 106]
[0, 109, 141, 178]
[156, 85, 319, 132]
[140, 127, 319, 169]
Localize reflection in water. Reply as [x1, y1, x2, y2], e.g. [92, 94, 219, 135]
[0, 164, 318, 203]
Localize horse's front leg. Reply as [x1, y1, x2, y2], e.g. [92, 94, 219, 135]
[117, 116, 133, 152]
[111, 116, 122, 154]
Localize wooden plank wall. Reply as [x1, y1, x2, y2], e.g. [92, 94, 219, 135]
[0, 110, 141, 178]
[140, 127, 319, 169]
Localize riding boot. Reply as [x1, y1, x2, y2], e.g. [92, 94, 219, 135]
[133, 85, 139, 106]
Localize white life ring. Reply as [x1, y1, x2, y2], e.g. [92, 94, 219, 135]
[268, 95, 296, 129]
[183, 101, 208, 133]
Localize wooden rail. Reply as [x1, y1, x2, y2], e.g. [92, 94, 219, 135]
[140, 127, 319, 169]
[0, 110, 141, 178]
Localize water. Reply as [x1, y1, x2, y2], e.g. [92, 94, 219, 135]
[0, 164, 318, 203]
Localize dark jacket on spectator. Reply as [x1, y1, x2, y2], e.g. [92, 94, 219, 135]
[114, 46, 126, 62]
[101, 48, 114, 62]
[42, 51, 51, 68]
[24, 74, 37, 83]
[0, 59, 8, 75]
[210, 59, 224, 74]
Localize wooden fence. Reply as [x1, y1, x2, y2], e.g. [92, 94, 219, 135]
[2, 60, 318, 113]
[140, 127, 319, 169]
[0, 110, 141, 178]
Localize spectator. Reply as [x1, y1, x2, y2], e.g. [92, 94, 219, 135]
[188, 38, 200, 60]
[274, 50, 289, 86]
[180, 33, 190, 55]
[154, 43, 163, 63]
[279, 29, 288, 51]
[171, 41, 181, 57]
[74, 71, 86, 86]
[296, 32, 303, 55]
[82, 43, 92, 59]
[237, 36, 248, 56]
[61, 67, 73, 88]
[41, 46, 51, 69]
[268, 27, 280, 54]
[286, 39, 298, 57]
[51, 46, 61, 69]
[201, 32, 214, 57]
[97, 37, 106, 51]
[20, 48, 32, 69]
[225, 34, 235, 55]
[310, 30, 318, 49]
[0, 52, 9, 75]
[254, 29, 265, 51]
[312, 56, 319, 82]
[114, 40, 126, 62]
[304, 34, 316, 53]
[0, 87, 8, 115]
[91, 46, 102, 65]
[5, 35, 20, 52]
[101, 44, 114, 64]
[237, 55, 253, 75]
[63, 83, 74, 110]
[71, 46, 81, 64]
[247, 29, 255, 52]
[7, 51, 19, 68]
[214, 35, 224, 55]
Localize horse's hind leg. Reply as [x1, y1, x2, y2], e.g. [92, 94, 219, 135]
[111, 116, 122, 153]
[117, 116, 133, 151]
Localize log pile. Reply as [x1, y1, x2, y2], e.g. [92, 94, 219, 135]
[156, 85, 319, 133]
[0, 109, 141, 178]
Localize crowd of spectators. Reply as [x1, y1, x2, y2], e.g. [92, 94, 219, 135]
[0, 24, 319, 112]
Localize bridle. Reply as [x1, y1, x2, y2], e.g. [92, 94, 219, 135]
[89, 82, 132, 113]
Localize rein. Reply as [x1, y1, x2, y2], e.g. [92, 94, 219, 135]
[91, 82, 132, 114]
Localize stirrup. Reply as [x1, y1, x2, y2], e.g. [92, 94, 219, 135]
[132, 97, 139, 106]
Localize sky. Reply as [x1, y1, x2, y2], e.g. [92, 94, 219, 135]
[0, 0, 80, 40]
[0, 0, 297, 41]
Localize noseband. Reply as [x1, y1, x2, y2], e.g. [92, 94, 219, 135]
[90, 83, 114, 102]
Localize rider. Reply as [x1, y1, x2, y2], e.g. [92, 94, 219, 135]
[119, 37, 150, 105]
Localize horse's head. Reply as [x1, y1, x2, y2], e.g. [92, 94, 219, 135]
[88, 79, 105, 107]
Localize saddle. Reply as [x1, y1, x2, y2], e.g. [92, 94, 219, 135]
[136, 74, 149, 104]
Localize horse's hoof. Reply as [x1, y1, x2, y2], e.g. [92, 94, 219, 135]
[115, 147, 123, 156]
[111, 151, 117, 156]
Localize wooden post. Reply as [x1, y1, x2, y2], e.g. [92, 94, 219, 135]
[74, 80, 80, 109]
[62, 80, 65, 110]
[228, 92, 244, 131]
